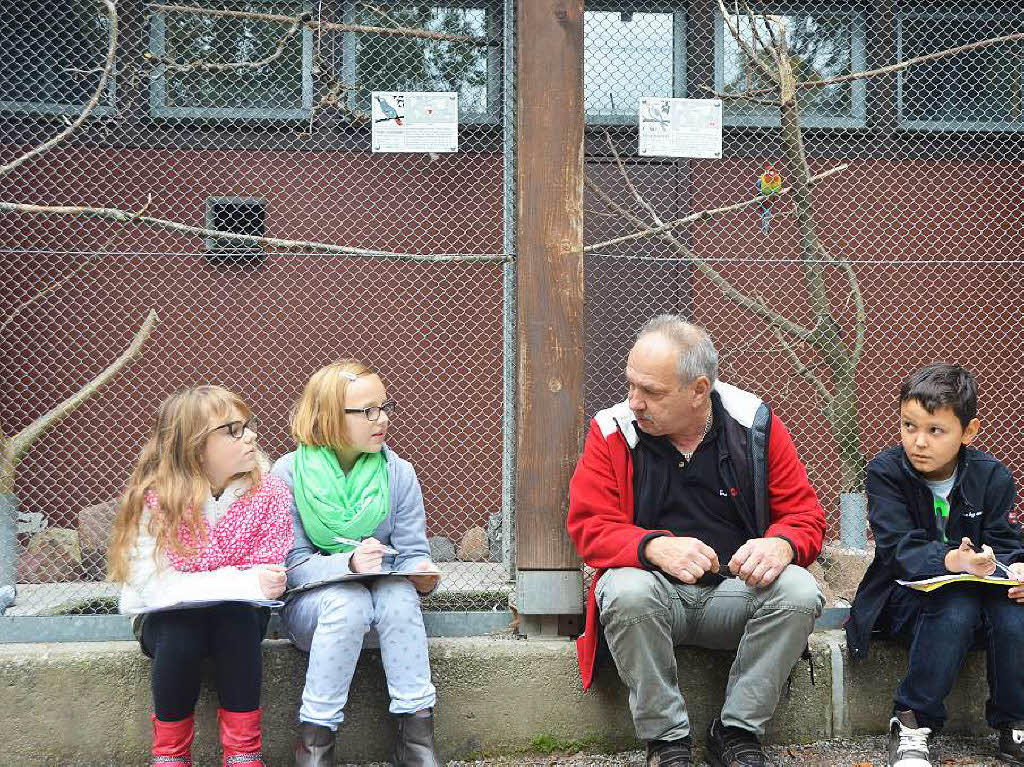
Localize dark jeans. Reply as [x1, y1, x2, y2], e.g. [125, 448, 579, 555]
[880, 583, 1024, 730]
[140, 603, 269, 721]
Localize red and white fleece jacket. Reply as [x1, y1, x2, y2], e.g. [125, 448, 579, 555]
[567, 381, 825, 690]
[119, 474, 293, 614]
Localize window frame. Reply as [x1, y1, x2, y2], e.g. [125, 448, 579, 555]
[713, 4, 867, 129]
[148, 0, 315, 121]
[0, 2, 116, 117]
[583, 3, 687, 126]
[341, 0, 501, 126]
[896, 8, 1024, 133]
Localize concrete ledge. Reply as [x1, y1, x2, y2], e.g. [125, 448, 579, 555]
[0, 631, 990, 765]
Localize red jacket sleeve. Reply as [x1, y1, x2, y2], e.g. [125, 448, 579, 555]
[762, 413, 826, 566]
[567, 419, 669, 569]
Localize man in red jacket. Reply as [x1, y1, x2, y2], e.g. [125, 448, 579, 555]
[567, 315, 825, 767]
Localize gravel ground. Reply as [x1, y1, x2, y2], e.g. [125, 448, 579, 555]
[341, 734, 1010, 766]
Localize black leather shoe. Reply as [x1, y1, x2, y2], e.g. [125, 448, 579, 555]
[706, 718, 773, 767]
[392, 709, 444, 767]
[645, 735, 693, 766]
[294, 722, 335, 767]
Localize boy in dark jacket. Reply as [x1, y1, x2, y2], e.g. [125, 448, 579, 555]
[847, 363, 1024, 767]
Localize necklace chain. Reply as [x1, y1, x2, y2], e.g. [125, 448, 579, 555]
[681, 405, 714, 462]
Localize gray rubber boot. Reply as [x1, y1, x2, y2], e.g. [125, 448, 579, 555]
[294, 722, 335, 767]
[391, 709, 444, 767]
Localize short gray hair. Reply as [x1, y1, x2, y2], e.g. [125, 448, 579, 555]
[635, 314, 719, 385]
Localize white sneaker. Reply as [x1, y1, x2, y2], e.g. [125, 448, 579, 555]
[887, 710, 932, 767]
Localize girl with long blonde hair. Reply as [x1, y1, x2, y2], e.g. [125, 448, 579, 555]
[109, 385, 293, 766]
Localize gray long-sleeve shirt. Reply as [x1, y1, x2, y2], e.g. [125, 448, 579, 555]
[271, 446, 433, 592]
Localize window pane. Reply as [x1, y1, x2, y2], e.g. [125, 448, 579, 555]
[585, 10, 675, 120]
[901, 11, 1024, 127]
[0, 0, 112, 109]
[722, 11, 856, 123]
[355, 6, 489, 116]
[161, 1, 308, 111]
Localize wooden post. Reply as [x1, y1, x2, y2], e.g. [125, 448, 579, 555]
[515, 0, 585, 589]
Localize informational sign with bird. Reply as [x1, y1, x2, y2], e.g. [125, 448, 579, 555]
[371, 91, 459, 153]
[756, 162, 783, 234]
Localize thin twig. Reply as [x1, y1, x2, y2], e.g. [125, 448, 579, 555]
[0, 0, 117, 179]
[148, 3, 488, 45]
[583, 164, 849, 252]
[0, 200, 509, 262]
[0, 260, 97, 339]
[774, 329, 831, 402]
[146, 15, 302, 74]
[728, 30, 1024, 99]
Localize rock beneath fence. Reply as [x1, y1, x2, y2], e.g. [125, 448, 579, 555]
[78, 499, 118, 581]
[428, 536, 456, 563]
[819, 543, 874, 603]
[457, 526, 488, 562]
[18, 529, 81, 584]
[807, 560, 835, 607]
[486, 511, 503, 563]
[78, 499, 118, 553]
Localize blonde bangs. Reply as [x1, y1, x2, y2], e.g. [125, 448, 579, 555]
[291, 360, 375, 450]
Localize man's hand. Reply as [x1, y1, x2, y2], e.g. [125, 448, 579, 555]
[1007, 562, 1024, 604]
[645, 536, 719, 584]
[729, 537, 794, 588]
[945, 537, 997, 577]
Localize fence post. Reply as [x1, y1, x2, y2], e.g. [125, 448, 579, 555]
[514, 0, 585, 638]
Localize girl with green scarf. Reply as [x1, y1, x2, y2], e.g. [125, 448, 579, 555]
[272, 361, 443, 767]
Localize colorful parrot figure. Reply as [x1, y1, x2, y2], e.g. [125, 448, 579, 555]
[375, 96, 403, 126]
[756, 162, 783, 234]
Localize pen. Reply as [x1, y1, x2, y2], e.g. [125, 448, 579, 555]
[285, 555, 313, 572]
[970, 543, 1016, 579]
[333, 536, 398, 556]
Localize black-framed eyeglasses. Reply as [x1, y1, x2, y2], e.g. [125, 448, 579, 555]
[344, 400, 396, 422]
[209, 418, 256, 440]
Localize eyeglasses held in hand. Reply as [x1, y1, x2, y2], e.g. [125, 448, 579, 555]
[344, 400, 396, 422]
[209, 418, 256, 440]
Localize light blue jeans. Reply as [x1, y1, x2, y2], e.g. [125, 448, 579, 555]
[282, 576, 436, 730]
[596, 565, 823, 741]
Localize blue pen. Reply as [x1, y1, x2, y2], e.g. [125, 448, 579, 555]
[333, 536, 398, 556]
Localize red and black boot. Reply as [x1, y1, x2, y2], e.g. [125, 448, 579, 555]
[150, 713, 194, 765]
[218, 708, 266, 765]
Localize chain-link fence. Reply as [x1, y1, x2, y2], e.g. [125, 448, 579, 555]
[583, 3, 1024, 604]
[0, 0, 514, 624]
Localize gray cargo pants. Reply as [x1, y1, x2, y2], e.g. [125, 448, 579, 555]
[595, 565, 823, 741]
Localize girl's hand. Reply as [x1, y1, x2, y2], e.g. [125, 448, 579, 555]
[350, 538, 387, 574]
[1007, 562, 1024, 604]
[257, 565, 287, 599]
[407, 560, 441, 594]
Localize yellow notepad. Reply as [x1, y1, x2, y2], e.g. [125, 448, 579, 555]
[897, 574, 1023, 592]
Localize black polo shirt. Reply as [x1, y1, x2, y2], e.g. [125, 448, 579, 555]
[631, 410, 749, 585]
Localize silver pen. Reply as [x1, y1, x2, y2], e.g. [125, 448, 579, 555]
[333, 536, 398, 556]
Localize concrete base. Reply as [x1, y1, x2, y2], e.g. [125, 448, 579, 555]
[0, 631, 993, 765]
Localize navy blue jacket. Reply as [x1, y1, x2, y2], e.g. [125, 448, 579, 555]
[846, 444, 1024, 660]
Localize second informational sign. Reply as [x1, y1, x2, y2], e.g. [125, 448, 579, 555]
[371, 91, 459, 153]
[638, 97, 723, 159]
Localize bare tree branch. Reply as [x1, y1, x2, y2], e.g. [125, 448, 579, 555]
[0, 0, 117, 180]
[9, 309, 159, 467]
[583, 163, 848, 252]
[774, 329, 831, 402]
[718, 0, 777, 82]
[727, 30, 1024, 100]
[148, 3, 489, 45]
[0, 200, 509, 262]
[0, 259, 98, 340]
[145, 14, 302, 74]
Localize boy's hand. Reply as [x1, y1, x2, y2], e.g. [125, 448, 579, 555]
[1007, 563, 1024, 604]
[945, 537, 997, 577]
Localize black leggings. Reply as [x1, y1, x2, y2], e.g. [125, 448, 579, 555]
[140, 603, 268, 721]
